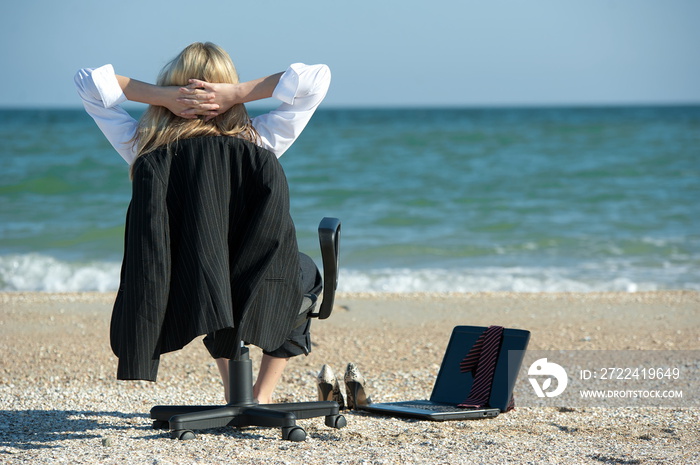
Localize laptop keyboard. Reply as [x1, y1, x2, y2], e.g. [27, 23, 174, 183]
[387, 401, 468, 412]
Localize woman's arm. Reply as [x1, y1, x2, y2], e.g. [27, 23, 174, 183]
[252, 63, 331, 157]
[177, 72, 284, 115]
[178, 63, 332, 157]
[75, 65, 221, 165]
[74, 65, 139, 164]
[116, 75, 218, 118]
[77, 62, 330, 162]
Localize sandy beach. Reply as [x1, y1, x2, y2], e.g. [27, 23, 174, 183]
[1, 291, 698, 464]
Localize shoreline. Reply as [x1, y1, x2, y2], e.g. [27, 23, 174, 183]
[1, 291, 698, 463]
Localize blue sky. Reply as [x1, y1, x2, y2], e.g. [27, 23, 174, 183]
[2, 0, 699, 108]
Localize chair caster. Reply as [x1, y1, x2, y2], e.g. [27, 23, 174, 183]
[171, 429, 196, 440]
[152, 420, 169, 430]
[325, 414, 347, 429]
[281, 425, 306, 442]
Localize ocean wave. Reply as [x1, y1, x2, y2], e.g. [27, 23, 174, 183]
[1, 254, 697, 293]
[339, 268, 660, 293]
[0, 254, 120, 292]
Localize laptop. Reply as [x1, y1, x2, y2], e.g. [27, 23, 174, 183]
[358, 325, 530, 421]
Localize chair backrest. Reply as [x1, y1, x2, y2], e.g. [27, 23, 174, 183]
[314, 217, 341, 320]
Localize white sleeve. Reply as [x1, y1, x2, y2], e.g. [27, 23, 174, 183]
[251, 63, 331, 157]
[74, 65, 139, 165]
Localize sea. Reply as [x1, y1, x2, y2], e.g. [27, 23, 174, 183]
[1, 106, 698, 293]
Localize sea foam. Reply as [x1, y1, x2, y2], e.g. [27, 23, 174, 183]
[2, 253, 693, 293]
[0, 254, 120, 292]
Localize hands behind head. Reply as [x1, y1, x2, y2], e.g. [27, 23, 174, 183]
[175, 80, 234, 121]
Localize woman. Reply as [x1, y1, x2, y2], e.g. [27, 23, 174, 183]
[75, 42, 331, 404]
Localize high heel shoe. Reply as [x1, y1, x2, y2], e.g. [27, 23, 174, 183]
[344, 362, 372, 409]
[317, 364, 345, 409]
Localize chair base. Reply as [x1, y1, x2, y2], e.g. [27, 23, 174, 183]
[150, 348, 346, 441]
[151, 400, 345, 441]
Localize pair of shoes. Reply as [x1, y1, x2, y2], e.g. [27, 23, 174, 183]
[317, 364, 345, 410]
[316, 363, 372, 410]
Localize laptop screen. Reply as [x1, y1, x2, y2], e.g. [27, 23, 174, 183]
[429, 326, 530, 412]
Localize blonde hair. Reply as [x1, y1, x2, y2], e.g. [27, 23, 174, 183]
[132, 42, 258, 172]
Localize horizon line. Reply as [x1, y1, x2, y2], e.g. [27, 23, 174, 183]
[2, 101, 700, 112]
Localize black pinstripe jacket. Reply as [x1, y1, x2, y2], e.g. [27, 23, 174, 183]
[110, 136, 303, 381]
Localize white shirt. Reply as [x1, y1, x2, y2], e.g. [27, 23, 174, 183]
[74, 63, 331, 165]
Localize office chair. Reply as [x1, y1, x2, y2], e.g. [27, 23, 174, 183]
[150, 217, 345, 442]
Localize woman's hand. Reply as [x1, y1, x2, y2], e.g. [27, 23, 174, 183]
[176, 80, 236, 120]
[177, 73, 283, 120]
[153, 86, 214, 119]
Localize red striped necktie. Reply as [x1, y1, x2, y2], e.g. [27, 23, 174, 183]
[458, 325, 514, 410]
